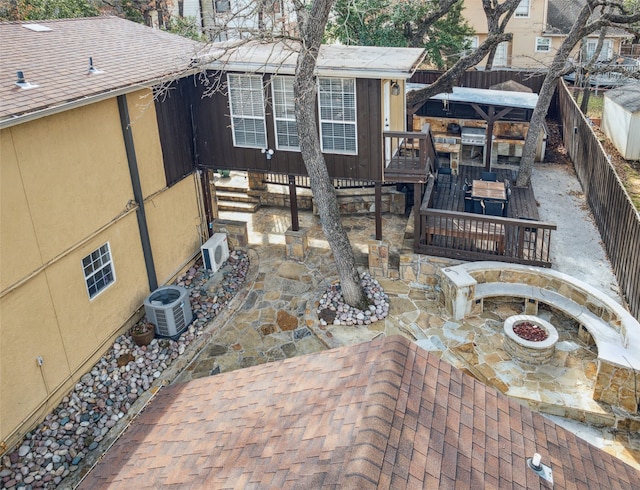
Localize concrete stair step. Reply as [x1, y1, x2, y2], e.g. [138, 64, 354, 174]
[216, 190, 259, 204]
[217, 200, 260, 213]
[215, 183, 249, 193]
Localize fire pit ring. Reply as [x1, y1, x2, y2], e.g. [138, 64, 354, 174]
[503, 315, 559, 364]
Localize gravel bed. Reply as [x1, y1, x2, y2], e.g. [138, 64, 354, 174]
[0, 251, 249, 489]
[317, 272, 390, 326]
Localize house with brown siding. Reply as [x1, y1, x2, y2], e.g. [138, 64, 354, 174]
[0, 17, 204, 451]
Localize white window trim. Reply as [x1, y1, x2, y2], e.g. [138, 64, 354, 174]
[317, 77, 358, 155]
[82, 242, 116, 300]
[271, 75, 300, 151]
[515, 0, 530, 17]
[586, 39, 613, 61]
[535, 37, 551, 53]
[227, 73, 268, 149]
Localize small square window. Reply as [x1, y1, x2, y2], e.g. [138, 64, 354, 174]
[536, 37, 551, 53]
[215, 0, 230, 13]
[82, 243, 115, 299]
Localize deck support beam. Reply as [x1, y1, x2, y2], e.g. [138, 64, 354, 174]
[288, 174, 299, 232]
[375, 182, 382, 240]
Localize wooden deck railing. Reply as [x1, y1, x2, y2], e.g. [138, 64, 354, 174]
[416, 178, 557, 267]
[262, 174, 376, 189]
[383, 129, 437, 183]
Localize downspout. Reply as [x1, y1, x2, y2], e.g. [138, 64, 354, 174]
[117, 94, 158, 292]
[190, 102, 214, 238]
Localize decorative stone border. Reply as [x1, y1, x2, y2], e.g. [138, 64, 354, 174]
[503, 315, 559, 364]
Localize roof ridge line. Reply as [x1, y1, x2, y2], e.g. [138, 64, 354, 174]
[340, 336, 413, 486]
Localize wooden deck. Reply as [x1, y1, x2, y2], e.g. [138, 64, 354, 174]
[416, 169, 557, 267]
[432, 165, 539, 220]
[383, 131, 436, 184]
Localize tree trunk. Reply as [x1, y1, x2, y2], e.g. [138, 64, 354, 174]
[579, 84, 591, 113]
[294, 0, 368, 309]
[485, 46, 497, 70]
[515, 74, 556, 187]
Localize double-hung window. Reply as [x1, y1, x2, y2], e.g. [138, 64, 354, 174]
[535, 37, 551, 53]
[515, 0, 530, 17]
[83, 243, 115, 299]
[586, 39, 613, 61]
[271, 75, 299, 151]
[318, 78, 357, 154]
[228, 74, 267, 148]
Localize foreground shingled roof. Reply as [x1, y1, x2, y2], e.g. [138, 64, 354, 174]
[79, 336, 640, 488]
[0, 17, 201, 124]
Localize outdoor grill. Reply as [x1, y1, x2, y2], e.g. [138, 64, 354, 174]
[460, 127, 486, 146]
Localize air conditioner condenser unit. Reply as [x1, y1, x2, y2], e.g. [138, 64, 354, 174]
[144, 285, 193, 339]
[201, 233, 230, 273]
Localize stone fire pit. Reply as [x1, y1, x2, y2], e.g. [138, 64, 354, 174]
[503, 315, 559, 364]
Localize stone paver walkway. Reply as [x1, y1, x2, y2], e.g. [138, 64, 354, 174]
[172, 201, 639, 470]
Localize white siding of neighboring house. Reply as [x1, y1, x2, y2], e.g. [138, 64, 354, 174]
[201, 0, 296, 42]
[183, 0, 202, 25]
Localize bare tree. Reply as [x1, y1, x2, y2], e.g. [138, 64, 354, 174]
[579, 26, 608, 113]
[405, 0, 522, 108]
[406, 31, 512, 108]
[292, 0, 368, 308]
[481, 0, 521, 70]
[516, 1, 640, 187]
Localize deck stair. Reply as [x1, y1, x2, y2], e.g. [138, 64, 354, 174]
[215, 180, 260, 213]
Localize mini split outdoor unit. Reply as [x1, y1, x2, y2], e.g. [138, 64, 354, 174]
[144, 285, 193, 339]
[201, 232, 230, 273]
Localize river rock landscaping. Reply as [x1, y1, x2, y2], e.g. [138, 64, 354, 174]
[317, 272, 390, 326]
[0, 251, 249, 489]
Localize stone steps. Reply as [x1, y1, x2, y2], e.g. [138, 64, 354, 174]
[215, 185, 260, 213]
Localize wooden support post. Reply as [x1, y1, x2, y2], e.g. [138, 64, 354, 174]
[484, 120, 494, 171]
[375, 182, 382, 240]
[288, 175, 299, 232]
[414, 183, 422, 253]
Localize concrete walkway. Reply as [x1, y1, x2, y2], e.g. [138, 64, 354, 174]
[173, 166, 638, 470]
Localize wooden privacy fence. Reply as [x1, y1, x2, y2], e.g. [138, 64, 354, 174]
[558, 80, 640, 320]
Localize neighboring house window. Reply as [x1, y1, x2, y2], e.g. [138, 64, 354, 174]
[586, 39, 613, 61]
[215, 0, 230, 13]
[83, 243, 115, 299]
[464, 36, 479, 56]
[515, 0, 530, 17]
[493, 42, 509, 67]
[271, 75, 299, 151]
[536, 37, 551, 53]
[318, 77, 357, 154]
[228, 73, 267, 148]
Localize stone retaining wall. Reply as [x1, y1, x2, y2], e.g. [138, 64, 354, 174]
[212, 220, 248, 250]
[249, 187, 406, 215]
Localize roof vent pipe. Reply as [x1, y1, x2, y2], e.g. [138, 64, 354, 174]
[88, 57, 104, 74]
[15, 70, 38, 89]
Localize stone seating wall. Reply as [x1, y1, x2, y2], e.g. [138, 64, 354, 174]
[439, 261, 640, 414]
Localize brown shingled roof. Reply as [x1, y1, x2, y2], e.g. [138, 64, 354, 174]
[78, 336, 640, 488]
[0, 17, 201, 124]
